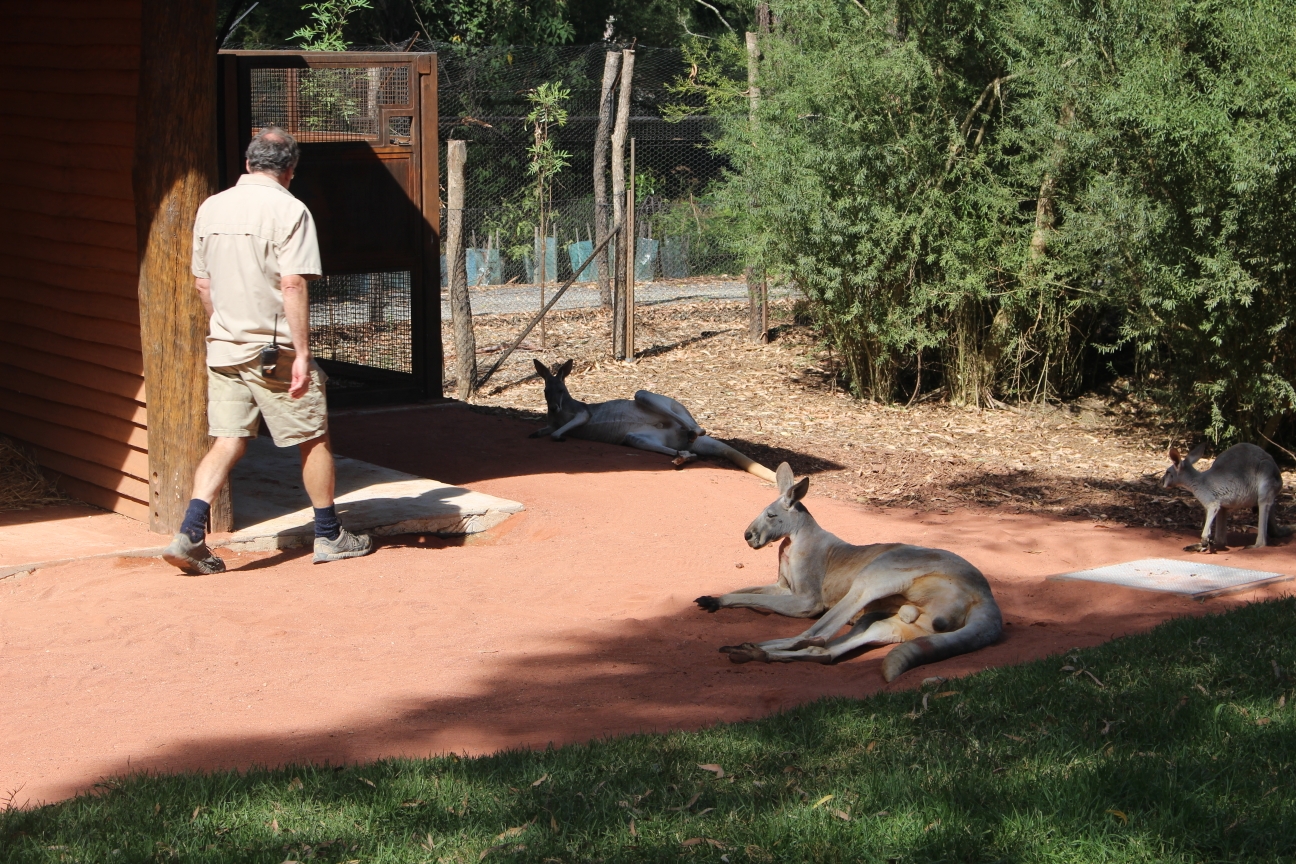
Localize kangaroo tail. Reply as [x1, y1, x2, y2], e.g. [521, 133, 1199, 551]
[691, 435, 778, 483]
[880, 601, 1003, 683]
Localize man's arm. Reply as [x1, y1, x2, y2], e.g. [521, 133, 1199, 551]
[195, 278, 213, 317]
[281, 274, 313, 399]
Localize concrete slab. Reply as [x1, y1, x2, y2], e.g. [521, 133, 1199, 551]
[1050, 557, 1294, 599]
[0, 505, 165, 580]
[222, 437, 524, 551]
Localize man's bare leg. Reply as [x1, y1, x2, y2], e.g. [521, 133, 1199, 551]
[191, 436, 248, 503]
[298, 433, 335, 508]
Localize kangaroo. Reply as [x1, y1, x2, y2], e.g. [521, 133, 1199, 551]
[696, 463, 1002, 682]
[1162, 442, 1289, 551]
[529, 359, 777, 483]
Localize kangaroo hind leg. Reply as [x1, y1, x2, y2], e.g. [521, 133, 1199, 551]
[633, 391, 703, 436]
[623, 431, 693, 464]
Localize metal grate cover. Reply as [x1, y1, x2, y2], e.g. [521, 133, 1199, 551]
[1049, 557, 1293, 598]
[309, 271, 412, 373]
[250, 66, 410, 141]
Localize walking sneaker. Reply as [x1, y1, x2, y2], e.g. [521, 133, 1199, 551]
[162, 533, 227, 575]
[313, 527, 374, 564]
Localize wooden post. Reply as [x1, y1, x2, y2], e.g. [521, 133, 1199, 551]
[745, 31, 766, 345]
[610, 48, 635, 359]
[445, 140, 476, 400]
[625, 137, 636, 359]
[133, 0, 230, 534]
[762, 267, 769, 341]
[593, 51, 620, 309]
[417, 53, 443, 398]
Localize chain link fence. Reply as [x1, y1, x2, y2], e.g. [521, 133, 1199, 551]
[429, 41, 801, 396]
[223, 39, 801, 398]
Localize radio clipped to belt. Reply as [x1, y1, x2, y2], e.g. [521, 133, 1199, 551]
[260, 314, 281, 377]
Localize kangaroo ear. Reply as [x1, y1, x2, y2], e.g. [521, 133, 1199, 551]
[1185, 443, 1207, 466]
[1168, 447, 1182, 467]
[775, 462, 795, 494]
[557, 358, 574, 379]
[533, 358, 551, 378]
[784, 475, 810, 505]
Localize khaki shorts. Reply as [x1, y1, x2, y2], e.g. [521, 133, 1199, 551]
[208, 352, 329, 447]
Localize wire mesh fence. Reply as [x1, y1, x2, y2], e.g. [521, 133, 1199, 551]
[224, 40, 800, 397]
[431, 42, 801, 395]
[434, 42, 742, 285]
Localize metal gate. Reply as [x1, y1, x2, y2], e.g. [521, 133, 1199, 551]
[218, 50, 441, 402]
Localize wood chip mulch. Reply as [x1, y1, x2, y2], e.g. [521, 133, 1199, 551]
[449, 299, 1294, 533]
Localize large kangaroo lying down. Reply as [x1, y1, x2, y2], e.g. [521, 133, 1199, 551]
[530, 359, 777, 483]
[696, 463, 1003, 682]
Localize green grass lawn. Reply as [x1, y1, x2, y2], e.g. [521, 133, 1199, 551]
[4, 598, 1296, 863]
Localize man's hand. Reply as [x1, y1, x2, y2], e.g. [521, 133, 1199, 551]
[289, 351, 312, 399]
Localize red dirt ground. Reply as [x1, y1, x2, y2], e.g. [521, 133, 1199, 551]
[1, 404, 1292, 807]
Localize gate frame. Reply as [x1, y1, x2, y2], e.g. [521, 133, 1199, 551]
[217, 50, 442, 401]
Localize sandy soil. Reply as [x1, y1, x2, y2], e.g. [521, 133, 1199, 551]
[1, 404, 1292, 807]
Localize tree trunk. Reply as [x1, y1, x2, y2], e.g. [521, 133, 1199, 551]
[745, 33, 765, 344]
[134, 0, 229, 534]
[445, 140, 476, 399]
[610, 48, 635, 359]
[746, 266, 767, 343]
[593, 51, 620, 308]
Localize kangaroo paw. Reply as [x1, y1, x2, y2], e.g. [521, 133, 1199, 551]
[695, 595, 721, 613]
[672, 451, 698, 468]
[720, 642, 769, 664]
[790, 637, 828, 650]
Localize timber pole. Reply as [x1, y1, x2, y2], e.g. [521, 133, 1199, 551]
[133, 0, 229, 533]
[745, 31, 767, 344]
[593, 50, 620, 308]
[610, 47, 634, 359]
[625, 137, 636, 359]
[446, 140, 476, 400]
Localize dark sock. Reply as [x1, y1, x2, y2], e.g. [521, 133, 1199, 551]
[314, 505, 341, 541]
[179, 499, 210, 543]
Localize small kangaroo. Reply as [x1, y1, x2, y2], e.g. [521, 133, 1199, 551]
[1162, 442, 1289, 551]
[529, 359, 777, 482]
[696, 463, 1003, 681]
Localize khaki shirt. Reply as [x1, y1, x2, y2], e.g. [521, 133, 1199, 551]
[191, 172, 322, 366]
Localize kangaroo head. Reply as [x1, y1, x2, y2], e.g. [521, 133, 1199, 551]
[745, 462, 811, 549]
[533, 358, 576, 416]
[1162, 442, 1207, 488]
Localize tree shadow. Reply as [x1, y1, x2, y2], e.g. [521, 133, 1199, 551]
[329, 403, 838, 487]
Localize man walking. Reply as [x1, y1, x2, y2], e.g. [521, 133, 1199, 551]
[163, 127, 373, 574]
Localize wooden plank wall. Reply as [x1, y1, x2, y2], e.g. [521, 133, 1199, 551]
[0, 0, 149, 521]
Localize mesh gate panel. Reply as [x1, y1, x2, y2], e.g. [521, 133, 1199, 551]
[309, 271, 412, 373]
[249, 67, 410, 141]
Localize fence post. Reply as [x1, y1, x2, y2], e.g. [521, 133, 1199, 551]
[611, 47, 635, 360]
[446, 139, 476, 400]
[593, 50, 621, 309]
[745, 32, 767, 344]
[626, 137, 636, 359]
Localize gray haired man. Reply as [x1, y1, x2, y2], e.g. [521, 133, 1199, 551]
[163, 127, 373, 574]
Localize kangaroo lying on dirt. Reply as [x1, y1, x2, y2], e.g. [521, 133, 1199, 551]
[1162, 442, 1289, 551]
[529, 359, 777, 482]
[696, 463, 1002, 681]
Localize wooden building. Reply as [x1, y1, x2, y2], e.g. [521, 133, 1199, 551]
[0, 2, 440, 533]
[0, 0, 152, 521]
